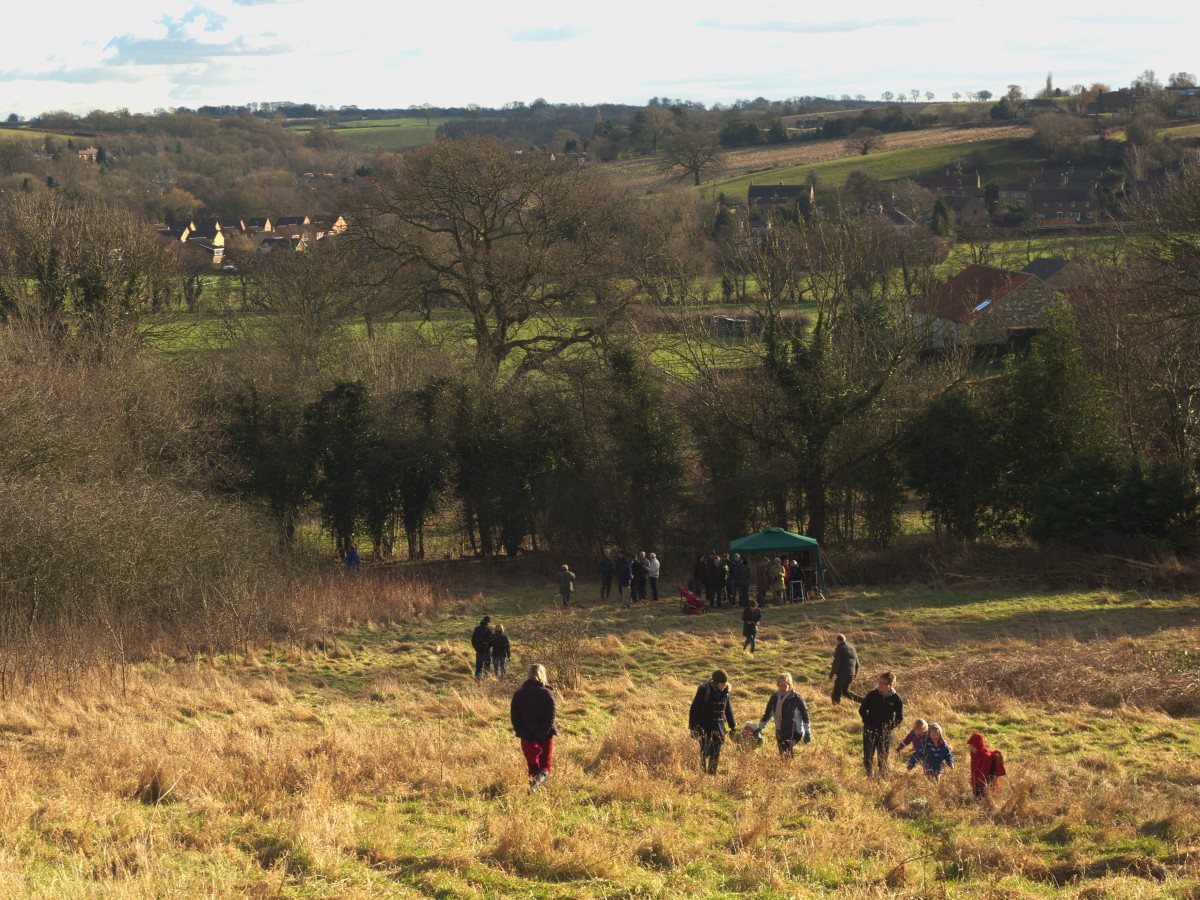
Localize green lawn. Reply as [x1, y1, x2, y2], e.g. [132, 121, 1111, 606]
[289, 116, 463, 150]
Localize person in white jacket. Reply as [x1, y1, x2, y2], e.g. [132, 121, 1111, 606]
[647, 552, 661, 601]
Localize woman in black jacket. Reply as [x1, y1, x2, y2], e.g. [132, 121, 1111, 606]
[510, 664, 559, 791]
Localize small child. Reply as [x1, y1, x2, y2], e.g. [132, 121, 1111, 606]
[910, 723, 953, 780]
[896, 718, 928, 757]
[967, 732, 1006, 798]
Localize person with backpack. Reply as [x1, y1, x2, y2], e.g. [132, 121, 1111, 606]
[510, 664, 559, 792]
[556, 564, 576, 608]
[688, 669, 737, 774]
[827, 634, 861, 705]
[490, 624, 511, 677]
[741, 599, 762, 653]
[858, 672, 904, 777]
[471, 616, 494, 681]
[967, 732, 1007, 799]
[752, 673, 811, 755]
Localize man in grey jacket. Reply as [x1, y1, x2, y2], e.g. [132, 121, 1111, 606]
[827, 633, 862, 705]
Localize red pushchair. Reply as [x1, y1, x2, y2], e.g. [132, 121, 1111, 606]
[680, 585, 708, 615]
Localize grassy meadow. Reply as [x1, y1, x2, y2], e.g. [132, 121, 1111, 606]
[1, 565, 1198, 898]
[288, 117, 459, 150]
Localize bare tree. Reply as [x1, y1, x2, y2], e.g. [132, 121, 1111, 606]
[843, 127, 886, 156]
[660, 129, 725, 186]
[347, 137, 636, 382]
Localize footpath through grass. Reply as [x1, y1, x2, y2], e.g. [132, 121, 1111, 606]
[1, 571, 1198, 898]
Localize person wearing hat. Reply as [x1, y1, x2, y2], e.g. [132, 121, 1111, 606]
[688, 669, 737, 774]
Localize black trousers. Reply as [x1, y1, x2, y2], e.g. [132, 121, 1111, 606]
[863, 727, 892, 776]
[600, 574, 612, 598]
[831, 675, 861, 705]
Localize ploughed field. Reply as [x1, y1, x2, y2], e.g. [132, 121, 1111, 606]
[1, 575, 1198, 898]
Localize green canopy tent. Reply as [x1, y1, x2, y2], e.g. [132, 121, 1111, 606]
[729, 527, 825, 590]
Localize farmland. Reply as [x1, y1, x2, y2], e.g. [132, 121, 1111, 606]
[287, 117, 461, 150]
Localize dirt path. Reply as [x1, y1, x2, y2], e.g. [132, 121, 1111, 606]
[601, 124, 1034, 196]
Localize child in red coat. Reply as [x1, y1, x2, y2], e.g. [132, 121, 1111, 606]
[967, 732, 1006, 798]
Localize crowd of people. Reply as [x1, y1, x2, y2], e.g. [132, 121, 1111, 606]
[489, 616, 1007, 797]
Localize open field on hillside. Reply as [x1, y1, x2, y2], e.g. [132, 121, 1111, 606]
[601, 125, 1034, 197]
[287, 118, 458, 150]
[1, 569, 1197, 898]
[0, 127, 86, 145]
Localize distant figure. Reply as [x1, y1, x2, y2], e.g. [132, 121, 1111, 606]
[741, 599, 762, 653]
[598, 549, 615, 600]
[967, 732, 1007, 799]
[689, 669, 737, 775]
[471, 616, 494, 681]
[616, 555, 632, 607]
[344, 545, 361, 569]
[755, 556, 770, 605]
[827, 634, 861, 705]
[736, 555, 752, 608]
[768, 557, 788, 605]
[511, 664, 559, 792]
[631, 551, 649, 603]
[647, 552, 661, 601]
[490, 624, 511, 677]
[752, 672, 811, 755]
[556, 564, 576, 608]
[909, 723, 953, 781]
[859, 672, 904, 777]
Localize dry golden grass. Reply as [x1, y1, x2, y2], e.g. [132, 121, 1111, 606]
[0, 581, 1196, 896]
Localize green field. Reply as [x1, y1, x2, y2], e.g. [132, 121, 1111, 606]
[2, 572, 1196, 896]
[289, 116, 462, 150]
[702, 135, 1042, 198]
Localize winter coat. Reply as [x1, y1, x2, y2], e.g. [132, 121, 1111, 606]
[758, 689, 810, 745]
[829, 642, 859, 679]
[471, 622, 493, 653]
[755, 560, 770, 591]
[510, 680, 559, 742]
[631, 558, 649, 582]
[689, 682, 736, 740]
[727, 559, 743, 589]
[616, 560, 632, 588]
[913, 737, 953, 776]
[768, 563, 787, 591]
[896, 728, 925, 754]
[967, 733, 1006, 787]
[598, 554, 616, 576]
[741, 606, 761, 637]
[556, 569, 575, 596]
[490, 633, 511, 661]
[859, 688, 904, 731]
[647, 557, 661, 578]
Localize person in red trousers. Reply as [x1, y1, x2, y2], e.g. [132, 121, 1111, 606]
[511, 663, 559, 792]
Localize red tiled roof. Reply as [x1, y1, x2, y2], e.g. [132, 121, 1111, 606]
[917, 265, 1032, 325]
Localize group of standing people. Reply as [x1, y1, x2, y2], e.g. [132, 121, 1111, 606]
[598, 549, 661, 607]
[688, 552, 814, 609]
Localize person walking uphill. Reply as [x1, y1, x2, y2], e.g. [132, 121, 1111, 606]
[689, 670, 737, 774]
[753, 672, 811, 755]
[859, 672, 904, 777]
[967, 732, 1006, 799]
[828, 634, 861, 705]
[511, 664, 559, 792]
[556, 564, 576, 608]
[471, 616, 494, 681]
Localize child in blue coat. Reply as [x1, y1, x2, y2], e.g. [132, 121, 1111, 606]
[908, 723, 953, 780]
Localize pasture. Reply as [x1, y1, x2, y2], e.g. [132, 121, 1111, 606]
[288, 117, 460, 150]
[1, 567, 1196, 898]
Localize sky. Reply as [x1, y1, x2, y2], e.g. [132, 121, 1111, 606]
[1, 0, 1196, 117]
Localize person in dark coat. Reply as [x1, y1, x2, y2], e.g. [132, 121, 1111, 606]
[616, 555, 633, 607]
[704, 554, 726, 608]
[688, 669, 737, 774]
[556, 564, 575, 608]
[471, 616, 494, 681]
[859, 672, 903, 776]
[827, 634, 861, 705]
[741, 599, 762, 653]
[598, 549, 615, 600]
[490, 624, 511, 677]
[753, 673, 811, 755]
[510, 663, 559, 792]
[631, 552, 649, 603]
